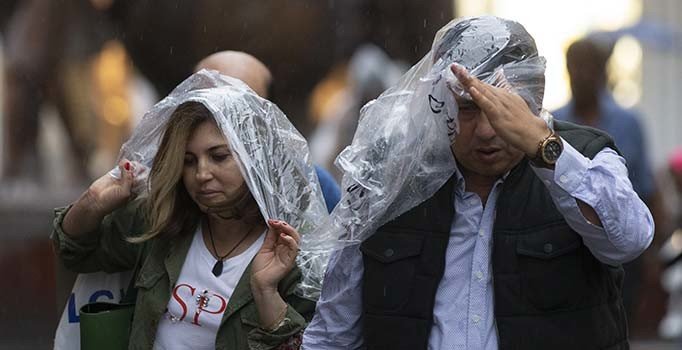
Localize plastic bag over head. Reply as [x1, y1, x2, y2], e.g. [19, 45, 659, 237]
[111, 70, 329, 299]
[310, 16, 547, 250]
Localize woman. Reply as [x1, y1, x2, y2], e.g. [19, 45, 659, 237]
[52, 71, 328, 349]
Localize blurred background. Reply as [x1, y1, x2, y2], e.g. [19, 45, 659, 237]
[0, 0, 680, 348]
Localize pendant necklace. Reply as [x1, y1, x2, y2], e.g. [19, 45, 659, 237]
[206, 217, 253, 277]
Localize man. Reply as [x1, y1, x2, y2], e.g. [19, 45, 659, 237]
[195, 51, 273, 98]
[302, 16, 653, 349]
[665, 148, 682, 233]
[554, 36, 655, 204]
[553, 36, 657, 324]
[195, 51, 341, 213]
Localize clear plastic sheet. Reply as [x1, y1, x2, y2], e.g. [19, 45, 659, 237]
[308, 16, 547, 250]
[109, 70, 329, 299]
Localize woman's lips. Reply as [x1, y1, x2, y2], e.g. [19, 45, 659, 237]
[197, 190, 221, 197]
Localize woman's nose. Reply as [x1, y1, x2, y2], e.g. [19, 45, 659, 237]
[196, 159, 213, 181]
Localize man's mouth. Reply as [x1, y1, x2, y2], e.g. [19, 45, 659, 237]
[476, 147, 502, 161]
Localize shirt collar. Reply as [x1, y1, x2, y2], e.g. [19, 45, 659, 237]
[452, 160, 510, 196]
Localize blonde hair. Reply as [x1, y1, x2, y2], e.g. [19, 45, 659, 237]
[130, 102, 212, 243]
[130, 101, 263, 243]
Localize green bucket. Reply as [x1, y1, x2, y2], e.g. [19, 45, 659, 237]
[79, 302, 135, 350]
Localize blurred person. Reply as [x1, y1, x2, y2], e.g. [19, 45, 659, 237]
[657, 148, 682, 340]
[2, 0, 452, 184]
[1, 0, 105, 185]
[195, 51, 273, 99]
[669, 149, 682, 227]
[656, 148, 682, 251]
[553, 36, 658, 328]
[52, 71, 325, 349]
[195, 50, 341, 213]
[303, 16, 653, 350]
[309, 44, 406, 181]
[554, 36, 655, 203]
[666, 147, 682, 230]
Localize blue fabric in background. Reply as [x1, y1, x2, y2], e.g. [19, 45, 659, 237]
[314, 165, 341, 213]
[553, 92, 655, 201]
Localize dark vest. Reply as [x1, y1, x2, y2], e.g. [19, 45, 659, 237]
[360, 121, 629, 350]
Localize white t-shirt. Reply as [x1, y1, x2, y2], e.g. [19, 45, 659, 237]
[153, 225, 265, 349]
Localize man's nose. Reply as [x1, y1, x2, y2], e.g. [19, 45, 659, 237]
[475, 111, 496, 140]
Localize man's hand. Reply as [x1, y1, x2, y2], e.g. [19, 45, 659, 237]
[451, 64, 549, 157]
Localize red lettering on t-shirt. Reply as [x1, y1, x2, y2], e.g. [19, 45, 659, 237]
[171, 283, 195, 321]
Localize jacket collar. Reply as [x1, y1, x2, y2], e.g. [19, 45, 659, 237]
[220, 262, 256, 326]
[163, 230, 194, 288]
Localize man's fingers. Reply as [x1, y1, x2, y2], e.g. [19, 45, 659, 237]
[452, 64, 497, 109]
[469, 85, 500, 115]
[451, 63, 478, 89]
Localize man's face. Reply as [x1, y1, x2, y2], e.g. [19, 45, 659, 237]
[451, 98, 525, 179]
[566, 43, 604, 106]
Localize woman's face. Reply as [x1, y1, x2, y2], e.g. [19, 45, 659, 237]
[182, 120, 245, 212]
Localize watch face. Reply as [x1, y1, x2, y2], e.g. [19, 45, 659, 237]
[542, 139, 563, 163]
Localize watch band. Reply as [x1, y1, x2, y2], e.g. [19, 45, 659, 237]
[530, 130, 561, 168]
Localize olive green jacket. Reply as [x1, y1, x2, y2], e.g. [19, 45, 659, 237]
[51, 200, 315, 350]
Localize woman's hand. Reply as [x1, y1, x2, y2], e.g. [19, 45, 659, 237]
[86, 159, 138, 215]
[62, 159, 138, 237]
[250, 220, 300, 331]
[251, 219, 301, 293]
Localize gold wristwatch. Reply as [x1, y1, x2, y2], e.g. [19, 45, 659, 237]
[531, 131, 563, 168]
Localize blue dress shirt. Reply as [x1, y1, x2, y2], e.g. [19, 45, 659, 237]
[302, 140, 654, 350]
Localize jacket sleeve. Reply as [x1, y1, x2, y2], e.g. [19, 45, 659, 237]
[246, 266, 317, 350]
[51, 198, 147, 273]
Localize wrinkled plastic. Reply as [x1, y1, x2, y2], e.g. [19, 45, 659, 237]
[306, 16, 547, 250]
[110, 70, 329, 299]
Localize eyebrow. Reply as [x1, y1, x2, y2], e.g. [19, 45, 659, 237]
[185, 145, 230, 155]
[208, 145, 230, 152]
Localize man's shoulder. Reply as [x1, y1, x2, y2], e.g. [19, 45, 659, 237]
[554, 119, 607, 135]
[607, 106, 644, 131]
[554, 120, 618, 158]
[551, 104, 573, 121]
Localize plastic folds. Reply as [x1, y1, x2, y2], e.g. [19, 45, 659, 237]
[111, 70, 329, 299]
[311, 16, 547, 252]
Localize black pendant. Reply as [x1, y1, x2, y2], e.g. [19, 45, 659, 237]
[212, 260, 223, 277]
